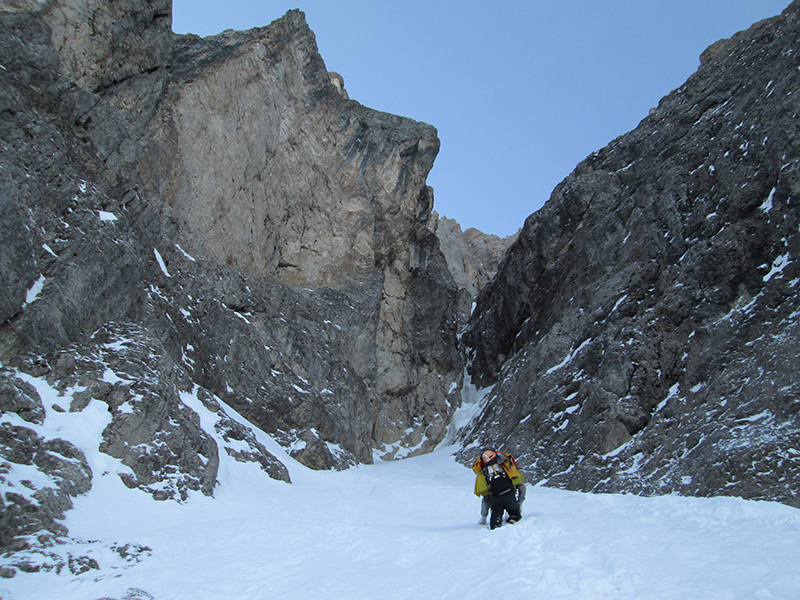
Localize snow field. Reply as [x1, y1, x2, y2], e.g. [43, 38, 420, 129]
[5, 450, 800, 600]
[2, 381, 800, 600]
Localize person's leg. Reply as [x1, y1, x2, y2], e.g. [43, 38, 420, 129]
[502, 493, 522, 523]
[480, 496, 490, 524]
[516, 483, 526, 511]
[489, 495, 504, 529]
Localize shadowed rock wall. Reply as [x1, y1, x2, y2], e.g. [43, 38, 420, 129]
[460, 2, 800, 507]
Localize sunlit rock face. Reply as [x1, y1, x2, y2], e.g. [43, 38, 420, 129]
[460, 3, 800, 507]
[140, 10, 464, 462]
[431, 213, 517, 319]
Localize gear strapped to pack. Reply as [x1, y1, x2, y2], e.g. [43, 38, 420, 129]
[486, 463, 515, 496]
[472, 450, 525, 498]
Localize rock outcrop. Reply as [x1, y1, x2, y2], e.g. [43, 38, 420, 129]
[0, 368, 92, 553]
[432, 212, 517, 317]
[460, 2, 800, 506]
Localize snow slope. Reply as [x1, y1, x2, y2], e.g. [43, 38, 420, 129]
[2, 386, 800, 600]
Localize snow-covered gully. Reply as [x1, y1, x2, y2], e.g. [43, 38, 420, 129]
[4, 388, 799, 600]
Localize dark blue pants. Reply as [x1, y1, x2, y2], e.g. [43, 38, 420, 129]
[489, 490, 521, 529]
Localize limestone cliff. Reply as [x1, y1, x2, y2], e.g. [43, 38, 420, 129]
[460, 2, 800, 507]
[0, 1, 463, 569]
[139, 11, 464, 462]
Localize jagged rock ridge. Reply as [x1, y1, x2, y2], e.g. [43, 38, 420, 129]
[431, 212, 517, 318]
[460, 1, 800, 507]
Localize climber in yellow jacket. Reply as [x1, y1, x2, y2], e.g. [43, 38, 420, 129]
[472, 449, 524, 529]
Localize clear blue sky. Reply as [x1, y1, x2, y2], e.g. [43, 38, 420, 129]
[173, 1, 790, 237]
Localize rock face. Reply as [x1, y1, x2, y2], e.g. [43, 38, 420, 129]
[432, 212, 517, 317]
[0, 1, 462, 571]
[139, 15, 463, 462]
[460, 3, 800, 506]
[0, 368, 92, 552]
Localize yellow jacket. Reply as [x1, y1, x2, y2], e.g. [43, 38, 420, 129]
[473, 452, 524, 497]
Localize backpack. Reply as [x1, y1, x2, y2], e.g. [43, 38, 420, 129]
[472, 452, 524, 496]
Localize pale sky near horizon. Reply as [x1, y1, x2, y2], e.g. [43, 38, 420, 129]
[172, 1, 790, 237]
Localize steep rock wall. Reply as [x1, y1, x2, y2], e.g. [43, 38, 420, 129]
[0, 1, 463, 568]
[0, 2, 463, 471]
[460, 2, 800, 506]
[140, 11, 463, 459]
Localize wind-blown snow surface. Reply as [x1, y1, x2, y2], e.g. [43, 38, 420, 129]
[3, 391, 800, 600]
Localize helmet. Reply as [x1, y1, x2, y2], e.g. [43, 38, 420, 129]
[481, 449, 497, 464]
